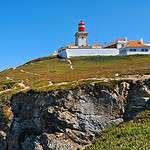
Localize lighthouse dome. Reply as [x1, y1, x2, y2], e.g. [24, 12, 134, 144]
[79, 21, 85, 25]
[78, 20, 86, 32]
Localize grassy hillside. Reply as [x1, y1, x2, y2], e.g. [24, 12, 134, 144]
[0, 55, 150, 149]
[0, 55, 150, 102]
[85, 110, 150, 150]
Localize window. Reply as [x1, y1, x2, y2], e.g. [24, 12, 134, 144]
[130, 49, 136, 52]
[141, 49, 145, 52]
[141, 49, 148, 52]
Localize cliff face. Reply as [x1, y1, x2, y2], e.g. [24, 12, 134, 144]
[0, 79, 150, 150]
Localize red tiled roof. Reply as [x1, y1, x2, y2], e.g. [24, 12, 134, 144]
[124, 41, 150, 48]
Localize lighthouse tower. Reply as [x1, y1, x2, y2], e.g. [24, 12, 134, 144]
[75, 21, 88, 47]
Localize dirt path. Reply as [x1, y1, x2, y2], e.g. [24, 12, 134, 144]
[67, 59, 74, 70]
[18, 81, 30, 91]
[38, 75, 150, 90]
[0, 89, 12, 94]
[1, 74, 150, 94]
[20, 69, 40, 76]
[0, 81, 30, 95]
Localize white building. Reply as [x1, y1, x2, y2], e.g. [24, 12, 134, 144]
[59, 47, 119, 58]
[57, 21, 150, 58]
[119, 41, 150, 56]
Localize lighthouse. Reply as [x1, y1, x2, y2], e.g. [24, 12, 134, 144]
[75, 21, 88, 47]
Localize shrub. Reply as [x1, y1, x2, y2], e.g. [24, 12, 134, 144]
[2, 81, 16, 90]
[1, 105, 13, 124]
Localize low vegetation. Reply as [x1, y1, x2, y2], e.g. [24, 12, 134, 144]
[85, 110, 150, 150]
[0, 55, 150, 149]
[1, 105, 12, 124]
[0, 55, 150, 102]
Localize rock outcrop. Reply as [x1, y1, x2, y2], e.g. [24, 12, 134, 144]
[0, 79, 150, 150]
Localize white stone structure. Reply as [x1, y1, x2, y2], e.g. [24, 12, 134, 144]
[58, 48, 119, 58]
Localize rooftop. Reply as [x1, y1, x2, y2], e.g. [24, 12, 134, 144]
[124, 41, 150, 48]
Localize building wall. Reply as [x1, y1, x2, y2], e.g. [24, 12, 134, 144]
[77, 38, 87, 46]
[119, 48, 127, 56]
[75, 32, 88, 47]
[119, 47, 150, 56]
[59, 48, 119, 58]
[59, 50, 68, 58]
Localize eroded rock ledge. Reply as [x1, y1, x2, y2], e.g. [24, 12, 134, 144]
[0, 78, 150, 150]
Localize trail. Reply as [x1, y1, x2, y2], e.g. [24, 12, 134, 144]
[5, 76, 14, 81]
[0, 89, 12, 94]
[1, 74, 150, 93]
[20, 69, 40, 76]
[38, 75, 150, 89]
[18, 81, 30, 91]
[67, 59, 74, 70]
[0, 81, 30, 95]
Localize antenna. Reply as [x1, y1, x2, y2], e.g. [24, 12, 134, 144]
[125, 37, 128, 42]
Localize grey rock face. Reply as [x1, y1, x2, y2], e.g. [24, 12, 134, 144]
[0, 79, 149, 150]
[124, 80, 150, 120]
[0, 130, 7, 150]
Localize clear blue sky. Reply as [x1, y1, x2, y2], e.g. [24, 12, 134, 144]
[0, 0, 150, 71]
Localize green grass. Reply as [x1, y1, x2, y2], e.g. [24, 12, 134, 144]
[85, 110, 150, 150]
[0, 55, 150, 102]
[0, 55, 150, 148]
[1, 55, 150, 82]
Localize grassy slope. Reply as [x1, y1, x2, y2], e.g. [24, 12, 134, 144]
[0, 55, 150, 149]
[85, 110, 150, 150]
[0, 55, 150, 101]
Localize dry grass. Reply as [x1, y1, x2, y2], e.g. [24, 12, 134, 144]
[0, 55, 149, 102]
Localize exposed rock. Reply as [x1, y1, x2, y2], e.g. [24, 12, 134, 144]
[0, 79, 149, 150]
[0, 130, 7, 150]
[124, 80, 150, 120]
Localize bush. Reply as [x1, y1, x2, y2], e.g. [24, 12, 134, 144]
[1, 106, 13, 124]
[2, 81, 16, 90]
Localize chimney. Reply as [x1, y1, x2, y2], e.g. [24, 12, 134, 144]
[140, 38, 144, 44]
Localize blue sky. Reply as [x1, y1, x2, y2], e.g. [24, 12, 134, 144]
[0, 0, 150, 71]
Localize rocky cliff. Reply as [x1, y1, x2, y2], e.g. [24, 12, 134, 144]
[0, 78, 150, 150]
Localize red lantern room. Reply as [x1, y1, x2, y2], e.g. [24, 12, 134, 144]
[78, 20, 85, 32]
[75, 20, 88, 46]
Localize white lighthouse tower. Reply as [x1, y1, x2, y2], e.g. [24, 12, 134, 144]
[75, 21, 88, 47]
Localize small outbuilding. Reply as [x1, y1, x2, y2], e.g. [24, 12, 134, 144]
[119, 41, 150, 56]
